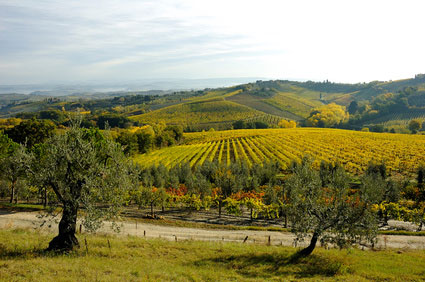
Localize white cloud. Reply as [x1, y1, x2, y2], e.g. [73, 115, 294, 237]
[0, 0, 424, 84]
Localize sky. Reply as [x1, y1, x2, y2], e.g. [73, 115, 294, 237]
[1, 0, 425, 85]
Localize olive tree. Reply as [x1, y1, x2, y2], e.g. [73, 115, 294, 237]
[2, 145, 32, 203]
[134, 186, 169, 217]
[30, 121, 138, 251]
[0, 132, 30, 203]
[408, 119, 422, 134]
[286, 158, 378, 256]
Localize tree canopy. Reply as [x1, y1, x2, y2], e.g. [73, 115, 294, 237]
[278, 119, 297, 128]
[5, 119, 55, 148]
[0, 131, 27, 203]
[286, 158, 378, 256]
[306, 103, 349, 128]
[408, 119, 422, 134]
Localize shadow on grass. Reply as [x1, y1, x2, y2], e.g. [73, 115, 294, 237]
[0, 202, 46, 213]
[195, 251, 345, 279]
[0, 244, 80, 260]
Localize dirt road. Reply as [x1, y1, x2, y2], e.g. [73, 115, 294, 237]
[1, 210, 425, 250]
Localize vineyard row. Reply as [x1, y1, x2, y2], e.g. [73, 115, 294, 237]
[135, 129, 425, 176]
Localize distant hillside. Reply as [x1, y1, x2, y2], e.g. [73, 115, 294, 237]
[2, 75, 425, 132]
[0, 93, 47, 107]
[130, 99, 262, 128]
[128, 81, 325, 129]
[130, 76, 425, 130]
[298, 74, 425, 104]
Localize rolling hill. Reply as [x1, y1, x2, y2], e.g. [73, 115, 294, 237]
[129, 76, 425, 130]
[1, 75, 425, 131]
[130, 99, 262, 128]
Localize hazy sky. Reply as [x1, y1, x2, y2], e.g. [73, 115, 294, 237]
[1, 0, 425, 85]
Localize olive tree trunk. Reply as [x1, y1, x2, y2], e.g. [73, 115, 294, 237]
[298, 232, 319, 257]
[48, 203, 79, 251]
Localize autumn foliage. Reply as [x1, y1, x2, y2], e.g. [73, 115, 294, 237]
[305, 103, 349, 127]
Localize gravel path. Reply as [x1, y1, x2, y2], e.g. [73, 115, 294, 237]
[1, 211, 425, 250]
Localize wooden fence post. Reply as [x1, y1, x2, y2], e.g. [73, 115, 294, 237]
[84, 237, 89, 254]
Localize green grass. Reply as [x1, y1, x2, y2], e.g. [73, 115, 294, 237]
[0, 202, 46, 211]
[379, 230, 425, 236]
[1, 229, 425, 281]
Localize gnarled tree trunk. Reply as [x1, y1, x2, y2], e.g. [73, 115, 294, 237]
[48, 202, 79, 251]
[298, 232, 319, 257]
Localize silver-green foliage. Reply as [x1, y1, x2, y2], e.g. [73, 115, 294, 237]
[286, 158, 378, 254]
[31, 120, 138, 233]
[0, 133, 31, 203]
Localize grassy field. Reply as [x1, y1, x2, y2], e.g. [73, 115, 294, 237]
[1, 228, 425, 281]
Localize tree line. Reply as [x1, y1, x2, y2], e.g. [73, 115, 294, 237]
[0, 117, 183, 158]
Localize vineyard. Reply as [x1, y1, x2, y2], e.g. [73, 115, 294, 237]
[365, 109, 425, 127]
[241, 113, 282, 126]
[265, 90, 324, 118]
[134, 128, 425, 176]
[226, 92, 307, 120]
[130, 99, 261, 125]
[181, 113, 285, 131]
